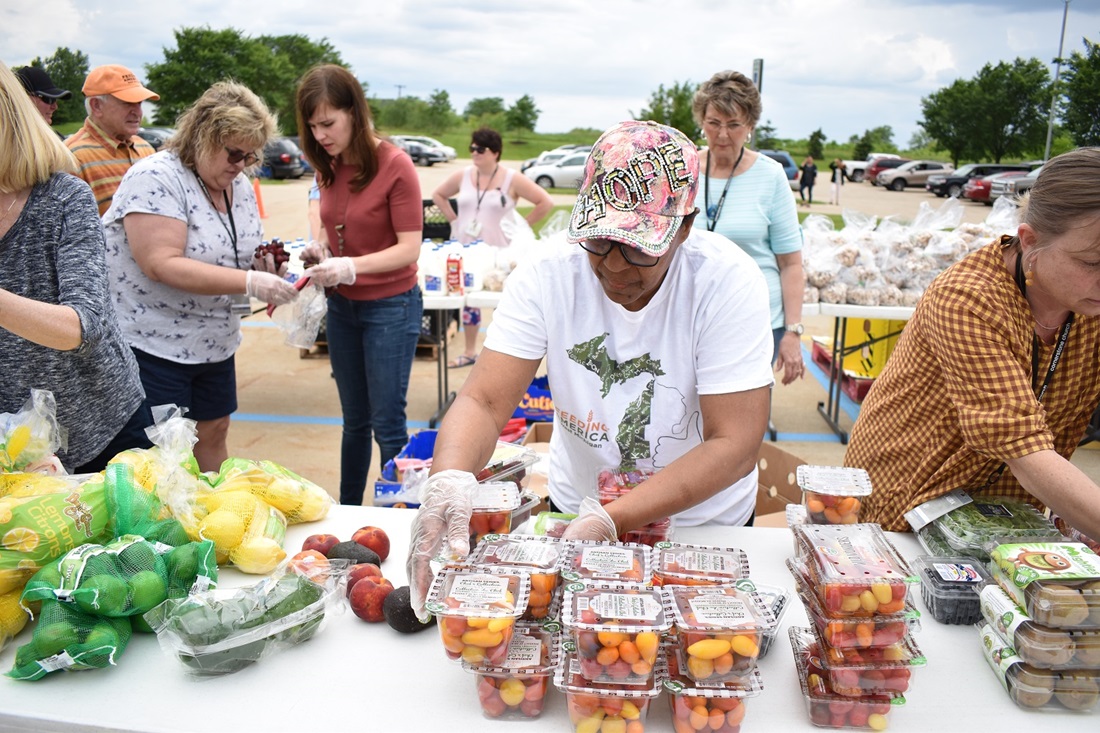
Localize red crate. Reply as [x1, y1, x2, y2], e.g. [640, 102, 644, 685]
[841, 373, 875, 403]
[811, 339, 836, 375]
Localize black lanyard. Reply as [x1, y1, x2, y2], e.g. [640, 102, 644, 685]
[474, 165, 502, 215]
[194, 170, 240, 268]
[704, 146, 744, 232]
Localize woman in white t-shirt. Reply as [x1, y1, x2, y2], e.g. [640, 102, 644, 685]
[104, 81, 297, 471]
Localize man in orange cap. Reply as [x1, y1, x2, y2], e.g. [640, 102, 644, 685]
[66, 64, 160, 214]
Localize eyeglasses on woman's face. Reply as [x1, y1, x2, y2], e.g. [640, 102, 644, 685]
[225, 146, 261, 166]
[470, 144, 490, 154]
[578, 238, 661, 267]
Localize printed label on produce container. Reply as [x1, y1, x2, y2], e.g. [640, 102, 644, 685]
[503, 634, 543, 667]
[980, 584, 1027, 637]
[979, 622, 1022, 687]
[579, 547, 632, 573]
[449, 574, 510, 606]
[666, 549, 737, 575]
[974, 503, 1013, 518]
[688, 595, 753, 627]
[990, 542, 1100, 590]
[588, 592, 661, 620]
[37, 651, 76, 672]
[492, 541, 559, 567]
[931, 561, 983, 583]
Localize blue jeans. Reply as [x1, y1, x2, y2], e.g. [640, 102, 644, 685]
[326, 287, 423, 505]
[771, 327, 785, 364]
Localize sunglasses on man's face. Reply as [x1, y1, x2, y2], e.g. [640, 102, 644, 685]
[470, 144, 489, 154]
[225, 146, 261, 166]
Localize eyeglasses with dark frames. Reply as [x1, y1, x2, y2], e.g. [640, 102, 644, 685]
[469, 144, 489, 154]
[225, 146, 261, 166]
[578, 239, 662, 267]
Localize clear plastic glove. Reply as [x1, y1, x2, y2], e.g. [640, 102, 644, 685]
[406, 469, 479, 622]
[561, 496, 618, 542]
[245, 270, 297, 305]
[300, 241, 329, 267]
[307, 257, 357, 287]
[251, 250, 288, 278]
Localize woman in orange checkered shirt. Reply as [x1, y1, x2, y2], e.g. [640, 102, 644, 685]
[845, 147, 1100, 543]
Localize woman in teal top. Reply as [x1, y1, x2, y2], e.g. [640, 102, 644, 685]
[691, 70, 805, 386]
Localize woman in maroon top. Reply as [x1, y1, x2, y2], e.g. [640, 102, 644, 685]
[296, 65, 424, 506]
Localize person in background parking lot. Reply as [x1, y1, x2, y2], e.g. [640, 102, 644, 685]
[431, 126, 554, 368]
[828, 157, 849, 205]
[14, 65, 70, 134]
[799, 155, 817, 207]
[691, 70, 805, 386]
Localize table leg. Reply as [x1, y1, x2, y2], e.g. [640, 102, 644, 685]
[816, 315, 849, 443]
[429, 310, 457, 428]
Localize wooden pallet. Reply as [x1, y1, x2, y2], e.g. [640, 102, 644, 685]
[298, 340, 328, 359]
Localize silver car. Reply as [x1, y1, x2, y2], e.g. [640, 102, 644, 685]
[991, 165, 1043, 202]
[523, 151, 589, 189]
[876, 160, 954, 191]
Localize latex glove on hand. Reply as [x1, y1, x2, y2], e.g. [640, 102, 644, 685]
[251, 249, 288, 278]
[245, 270, 297, 305]
[407, 469, 479, 622]
[307, 257, 357, 287]
[561, 496, 618, 542]
[300, 241, 329, 267]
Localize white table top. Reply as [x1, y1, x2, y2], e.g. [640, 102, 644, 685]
[0, 505, 1085, 733]
[817, 303, 916, 321]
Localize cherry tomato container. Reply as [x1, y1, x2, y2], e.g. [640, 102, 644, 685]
[746, 581, 791, 658]
[791, 523, 918, 617]
[475, 441, 539, 487]
[561, 540, 654, 586]
[652, 542, 750, 587]
[463, 625, 560, 720]
[561, 581, 671, 686]
[797, 465, 873, 525]
[425, 566, 531, 666]
[555, 644, 661, 733]
[789, 626, 906, 729]
[596, 465, 672, 547]
[661, 641, 762, 733]
[663, 583, 775, 683]
[468, 482, 521, 549]
[798, 625, 925, 697]
[467, 534, 565, 622]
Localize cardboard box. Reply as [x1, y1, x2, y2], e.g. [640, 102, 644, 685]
[755, 443, 806, 527]
[522, 422, 554, 445]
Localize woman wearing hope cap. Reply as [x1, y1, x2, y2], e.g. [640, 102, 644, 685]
[408, 120, 774, 621]
[845, 147, 1100, 543]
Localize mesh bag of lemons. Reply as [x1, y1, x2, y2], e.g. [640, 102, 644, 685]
[0, 473, 110, 597]
[104, 463, 190, 547]
[7, 598, 133, 680]
[213, 458, 332, 524]
[0, 389, 65, 474]
[0, 589, 30, 653]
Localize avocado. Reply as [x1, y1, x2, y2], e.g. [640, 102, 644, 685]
[383, 586, 436, 634]
[326, 541, 380, 566]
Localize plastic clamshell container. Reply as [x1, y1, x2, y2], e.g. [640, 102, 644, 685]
[533, 511, 574, 538]
[789, 626, 906, 729]
[561, 582, 670, 685]
[797, 465, 873, 525]
[787, 558, 921, 650]
[468, 482, 522, 548]
[988, 541, 1100, 630]
[979, 622, 1100, 712]
[555, 646, 661, 733]
[652, 542, 750, 587]
[477, 441, 539, 486]
[596, 465, 672, 547]
[467, 534, 564, 623]
[663, 583, 776, 683]
[980, 584, 1100, 670]
[511, 491, 541, 529]
[787, 504, 808, 556]
[799, 624, 925, 697]
[661, 642, 762, 732]
[463, 624, 561, 720]
[915, 522, 956, 558]
[932, 497, 1062, 561]
[561, 540, 653, 585]
[621, 517, 672, 548]
[912, 555, 991, 625]
[749, 581, 791, 658]
[791, 523, 918, 617]
[425, 566, 532, 667]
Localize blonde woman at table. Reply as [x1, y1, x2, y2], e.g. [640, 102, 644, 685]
[845, 147, 1100, 542]
[431, 126, 553, 368]
[691, 70, 805, 385]
[295, 64, 424, 507]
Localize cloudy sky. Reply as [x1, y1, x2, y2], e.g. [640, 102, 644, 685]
[3, 0, 1096, 147]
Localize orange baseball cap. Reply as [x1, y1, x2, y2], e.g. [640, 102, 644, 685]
[82, 65, 159, 103]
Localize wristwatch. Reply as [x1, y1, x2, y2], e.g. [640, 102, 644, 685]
[785, 323, 804, 335]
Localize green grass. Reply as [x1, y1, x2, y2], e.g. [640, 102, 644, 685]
[387, 126, 599, 162]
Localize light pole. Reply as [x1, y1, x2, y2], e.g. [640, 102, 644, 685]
[396, 84, 405, 99]
[1043, 0, 1070, 162]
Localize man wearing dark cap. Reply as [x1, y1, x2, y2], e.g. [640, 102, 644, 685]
[66, 64, 159, 214]
[406, 121, 775, 621]
[14, 66, 71, 127]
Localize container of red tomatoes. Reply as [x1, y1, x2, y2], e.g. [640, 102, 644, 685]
[798, 624, 925, 697]
[661, 640, 762, 733]
[561, 540, 654, 586]
[467, 534, 565, 622]
[468, 482, 521, 549]
[662, 583, 775, 684]
[561, 582, 670, 686]
[651, 542, 750, 587]
[789, 626, 906, 729]
[425, 566, 531, 667]
[555, 644, 662, 733]
[596, 465, 672, 547]
[797, 465, 872, 525]
[463, 624, 560, 720]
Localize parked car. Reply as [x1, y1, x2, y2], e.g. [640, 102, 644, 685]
[865, 157, 909, 186]
[876, 160, 953, 191]
[286, 136, 314, 176]
[137, 126, 175, 150]
[926, 162, 1035, 198]
[390, 135, 456, 162]
[758, 149, 799, 191]
[391, 137, 447, 166]
[260, 137, 306, 180]
[842, 153, 901, 183]
[521, 149, 571, 172]
[991, 165, 1043, 202]
[523, 150, 589, 189]
[962, 171, 1028, 205]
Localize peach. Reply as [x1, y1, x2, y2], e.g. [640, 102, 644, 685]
[349, 576, 394, 622]
[346, 563, 383, 597]
[302, 534, 340, 556]
[287, 550, 331, 583]
[351, 526, 390, 562]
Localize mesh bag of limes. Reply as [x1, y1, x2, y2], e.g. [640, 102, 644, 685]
[10, 536, 217, 680]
